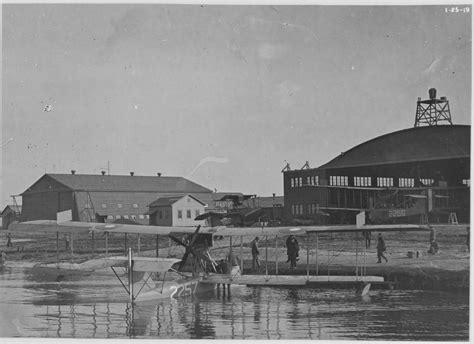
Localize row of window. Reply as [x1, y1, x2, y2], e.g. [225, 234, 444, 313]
[177, 209, 201, 219]
[86, 203, 139, 209]
[292, 204, 321, 215]
[326, 176, 438, 188]
[291, 204, 304, 215]
[290, 176, 319, 188]
[106, 214, 149, 220]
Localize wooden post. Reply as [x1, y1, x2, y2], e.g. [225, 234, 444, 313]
[137, 234, 141, 256]
[124, 233, 128, 254]
[315, 234, 318, 276]
[92, 231, 95, 255]
[128, 248, 133, 303]
[355, 231, 359, 280]
[168, 237, 171, 257]
[56, 232, 59, 265]
[71, 232, 74, 263]
[240, 236, 243, 273]
[155, 235, 159, 258]
[306, 233, 310, 281]
[265, 235, 268, 278]
[105, 232, 109, 257]
[275, 236, 279, 275]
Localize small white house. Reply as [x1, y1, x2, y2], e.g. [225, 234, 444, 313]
[148, 194, 206, 227]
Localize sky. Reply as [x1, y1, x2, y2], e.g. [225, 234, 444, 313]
[1, 4, 471, 207]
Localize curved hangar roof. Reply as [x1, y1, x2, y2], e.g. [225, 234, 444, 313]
[319, 125, 470, 169]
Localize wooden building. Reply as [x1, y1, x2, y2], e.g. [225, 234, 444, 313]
[148, 194, 206, 227]
[19, 172, 213, 225]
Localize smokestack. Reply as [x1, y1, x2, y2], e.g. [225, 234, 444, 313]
[157, 172, 162, 177]
[130, 172, 134, 176]
[101, 171, 106, 176]
[71, 170, 76, 175]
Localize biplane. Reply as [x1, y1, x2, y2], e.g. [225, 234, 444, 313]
[10, 210, 430, 303]
[368, 188, 456, 224]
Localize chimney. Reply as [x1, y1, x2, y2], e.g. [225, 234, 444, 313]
[71, 170, 76, 175]
[101, 171, 106, 176]
[272, 193, 276, 199]
[130, 172, 134, 176]
[157, 172, 162, 177]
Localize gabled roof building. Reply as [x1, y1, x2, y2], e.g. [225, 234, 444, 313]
[20, 172, 213, 225]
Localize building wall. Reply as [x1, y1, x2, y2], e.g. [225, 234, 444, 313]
[149, 205, 173, 226]
[172, 196, 206, 227]
[21, 191, 74, 222]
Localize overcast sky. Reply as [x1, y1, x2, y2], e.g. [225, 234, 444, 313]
[1, 4, 471, 206]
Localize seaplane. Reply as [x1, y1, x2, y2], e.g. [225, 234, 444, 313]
[10, 209, 431, 303]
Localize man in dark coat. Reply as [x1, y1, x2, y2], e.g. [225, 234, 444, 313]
[376, 233, 388, 263]
[287, 235, 300, 269]
[251, 237, 261, 271]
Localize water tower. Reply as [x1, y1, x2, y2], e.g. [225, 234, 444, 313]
[414, 88, 453, 127]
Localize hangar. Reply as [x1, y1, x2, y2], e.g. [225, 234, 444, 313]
[283, 90, 470, 225]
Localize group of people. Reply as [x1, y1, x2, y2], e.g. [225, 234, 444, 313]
[250, 235, 300, 271]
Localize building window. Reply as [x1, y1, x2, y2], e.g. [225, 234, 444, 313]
[377, 177, 394, 187]
[399, 178, 415, 188]
[178, 210, 182, 219]
[116, 215, 122, 219]
[117, 203, 123, 208]
[291, 178, 295, 188]
[145, 215, 150, 219]
[420, 178, 434, 186]
[186, 210, 191, 218]
[158, 210, 162, 219]
[123, 215, 129, 219]
[101, 203, 107, 209]
[195, 209, 200, 217]
[130, 215, 137, 219]
[107, 215, 114, 220]
[85, 203, 92, 209]
[462, 179, 470, 186]
[138, 214, 145, 219]
[132, 203, 138, 208]
[330, 176, 348, 186]
[354, 176, 371, 187]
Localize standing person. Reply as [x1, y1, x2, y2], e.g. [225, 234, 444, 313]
[288, 235, 300, 269]
[376, 233, 388, 263]
[6, 233, 12, 248]
[428, 226, 439, 254]
[64, 233, 70, 251]
[251, 237, 261, 271]
[226, 250, 241, 278]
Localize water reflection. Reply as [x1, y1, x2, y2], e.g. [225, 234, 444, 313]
[0, 265, 469, 339]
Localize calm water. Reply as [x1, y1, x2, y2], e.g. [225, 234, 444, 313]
[0, 263, 469, 340]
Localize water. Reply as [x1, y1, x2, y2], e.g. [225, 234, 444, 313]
[0, 264, 469, 340]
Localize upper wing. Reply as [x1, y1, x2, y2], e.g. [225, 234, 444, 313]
[214, 224, 431, 236]
[10, 220, 222, 235]
[10, 220, 93, 233]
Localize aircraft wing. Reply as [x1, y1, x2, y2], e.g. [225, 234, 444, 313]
[102, 256, 181, 272]
[9, 220, 93, 233]
[10, 220, 223, 235]
[213, 224, 431, 236]
[305, 224, 431, 233]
